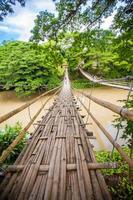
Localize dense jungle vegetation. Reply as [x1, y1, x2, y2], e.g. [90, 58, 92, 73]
[0, 28, 132, 95]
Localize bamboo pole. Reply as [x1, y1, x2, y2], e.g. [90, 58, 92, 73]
[78, 97, 133, 168]
[0, 89, 60, 165]
[0, 86, 61, 124]
[76, 90, 133, 121]
[5, 162, 118, 173]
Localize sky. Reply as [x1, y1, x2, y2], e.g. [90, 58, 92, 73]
[0, 0, 114, 43]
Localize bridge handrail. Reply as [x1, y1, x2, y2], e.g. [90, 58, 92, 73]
[0, 85, 61, 124]
[79, 67, 133, 91]
[0, 88, 60, 164]
[77, 97, 133, 167]
[76, 90, 133, 121]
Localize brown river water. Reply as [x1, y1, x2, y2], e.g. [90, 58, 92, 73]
[0, 87, 130, 151]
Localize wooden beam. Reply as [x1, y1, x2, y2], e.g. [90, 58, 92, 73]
[5, 162, 118, 173]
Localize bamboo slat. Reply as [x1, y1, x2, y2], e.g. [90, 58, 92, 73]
[0, 69, 112, 199]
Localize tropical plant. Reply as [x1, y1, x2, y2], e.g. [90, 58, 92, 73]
[0, 122, 29, 164]
[31, 1, 133, 41]
[95, 148, 133, 199]
[0, 41, 63, 96]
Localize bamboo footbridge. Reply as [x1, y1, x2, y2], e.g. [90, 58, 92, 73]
[0, 68, 133, 200]
[79, 67, 133, 91]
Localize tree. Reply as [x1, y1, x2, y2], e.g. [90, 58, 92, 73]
[0, 0, 25, 21]
[30, 11, 60, 43]
[57, 28, 132, 79]
[0, 41, 63, 96]
[31, 0, 133, 41]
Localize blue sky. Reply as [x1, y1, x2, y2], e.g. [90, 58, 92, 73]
[0, 0, 114, 43]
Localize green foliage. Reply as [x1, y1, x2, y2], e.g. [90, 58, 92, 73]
[0, 122, 28, 164]
[59, 29, 132, 79]
[72, 79, 92, 89]
[0, 0, 25, 21]
[30, 1, 132, 81]
[54, 0, 116, 27]
[70, 70, 99, 89]
[110, 177, 133, 200]
[95, 148, 129, 176]
[95, 148, 133, 199]
[1, 2, 132, 95]
[113, 95, 133, 157]
[95, 94, 133, 199]
[31, 1, 132, 41]
[30, 11, 58, 42]
[0, 41, 63, 96]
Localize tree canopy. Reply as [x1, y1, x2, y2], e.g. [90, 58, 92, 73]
[0, 41, 63, 96]
[31, 0, 133, 41]
[0, 0, 25, 21]
[59, 29, 133, 78]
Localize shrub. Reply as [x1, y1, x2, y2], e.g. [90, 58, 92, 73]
[95, 148, 133, 199]
[0, 122, 28, 164]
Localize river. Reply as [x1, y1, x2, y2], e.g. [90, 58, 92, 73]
[0, 87, 130, 151]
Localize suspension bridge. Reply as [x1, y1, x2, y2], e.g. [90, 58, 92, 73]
[79, 67, 133, 91]
[0, 68, 133, 200]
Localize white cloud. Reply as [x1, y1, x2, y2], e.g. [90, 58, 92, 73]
[101, 12, 116, 29]
[101, 16, 113, 29]
[32, 0, 56, 12]
[6, 10, 36, 29]
[0, 25, 9, 32]
[0, 0, 56, 41]
[4, 9, 37, 41]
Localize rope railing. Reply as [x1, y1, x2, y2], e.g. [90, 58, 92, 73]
[99, 76, 133, 82]
[77, 96, 133, 167]
[79, 67, 133, 91]
[76, 90, 133, 121]
[0, 88, 60, 165]
[0, 85, 61, 124]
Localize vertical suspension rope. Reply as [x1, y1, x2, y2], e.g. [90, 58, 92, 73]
[85, 81, 94, 124]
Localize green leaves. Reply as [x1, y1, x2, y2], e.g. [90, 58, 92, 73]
[0, 41, 63, 96]
[0, 122, 29, 164]
[95, 148, 133, 198]
[30, 11, 59, 42]
[113, 95, 133, 150]
[0, 0, 25, 21]
[58, 28, 132, 79]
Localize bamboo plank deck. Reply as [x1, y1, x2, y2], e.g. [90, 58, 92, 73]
[0, 70, 111, 199]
